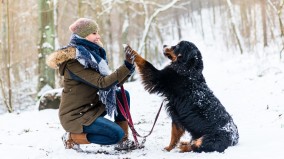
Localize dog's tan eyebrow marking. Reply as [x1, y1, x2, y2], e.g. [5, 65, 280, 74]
[164, 49, 177, 62]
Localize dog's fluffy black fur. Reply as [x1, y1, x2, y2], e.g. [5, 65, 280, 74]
[131, 41, 239, 153]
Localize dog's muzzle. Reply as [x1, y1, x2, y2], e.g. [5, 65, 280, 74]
[163, 45, 171, 55]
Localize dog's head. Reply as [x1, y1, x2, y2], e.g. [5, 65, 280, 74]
[163, 41, 203, 72]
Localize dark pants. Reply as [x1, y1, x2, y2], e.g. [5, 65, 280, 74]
[83, 89, 130, 145]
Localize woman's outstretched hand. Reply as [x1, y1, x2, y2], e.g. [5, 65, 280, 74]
[124, 44, 136, 64]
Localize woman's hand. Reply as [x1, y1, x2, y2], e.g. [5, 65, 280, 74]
[124, 45, 136, 64]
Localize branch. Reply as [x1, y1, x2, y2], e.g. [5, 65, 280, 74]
[81, 0, 119, 18]
[141, 0, 149, 24]
[138, 0, 180, 54]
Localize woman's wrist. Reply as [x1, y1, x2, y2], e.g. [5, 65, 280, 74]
[124, 60, 135, 72]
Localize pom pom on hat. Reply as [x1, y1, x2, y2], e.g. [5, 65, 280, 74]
[69, 18, 99, 38]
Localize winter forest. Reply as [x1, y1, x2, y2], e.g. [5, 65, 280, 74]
[0, 0, 283, 113]
[0, 0, 284, 112]
[0, 0, 284, 158]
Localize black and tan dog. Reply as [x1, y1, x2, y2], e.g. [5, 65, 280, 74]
[126, 41, 239, 153]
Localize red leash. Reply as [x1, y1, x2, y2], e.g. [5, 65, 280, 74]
[116, 85, 164, 148]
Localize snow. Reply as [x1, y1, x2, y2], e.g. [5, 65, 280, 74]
[37, 84, 54, 97]
[42, 42, 54, 50]
[1, 41, 284, 158]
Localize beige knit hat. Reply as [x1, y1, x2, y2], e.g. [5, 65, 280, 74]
[69, 18, 99, 38]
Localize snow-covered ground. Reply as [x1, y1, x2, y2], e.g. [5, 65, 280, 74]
[0, 40, 283, 159]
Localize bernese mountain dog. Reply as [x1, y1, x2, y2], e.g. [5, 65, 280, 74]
[125, 41, 239, 153]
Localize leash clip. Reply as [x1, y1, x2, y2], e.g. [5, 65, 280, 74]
[136, 137, 146, 149]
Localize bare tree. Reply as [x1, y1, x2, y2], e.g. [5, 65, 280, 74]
[137, 0, 181, 54]
[0, 0, 3, 109]
[261, 0, 268, 47]
[268, 0, 284, 59]
[175, 13, 182, 40]
[79, 0, 117, 69]
[0, 78, 12, 112]
[198, 0, 205, 39]
[1, 0, 13, 112]
[239, 1, 251, 50]
[78, 0, 83, 17]
[226, 0, 244, 54]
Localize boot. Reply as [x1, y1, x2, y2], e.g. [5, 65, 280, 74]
[116, 121, 129, 141]
[114, 121, 136, 150]
[62, 132, 90, 152]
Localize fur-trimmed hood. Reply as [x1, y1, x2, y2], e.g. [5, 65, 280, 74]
[46, 46, 76, 69]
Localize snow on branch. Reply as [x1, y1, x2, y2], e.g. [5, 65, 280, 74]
[137, 0, 180, 54]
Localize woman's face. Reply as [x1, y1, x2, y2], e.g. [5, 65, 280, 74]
[85, 32, 101, 44]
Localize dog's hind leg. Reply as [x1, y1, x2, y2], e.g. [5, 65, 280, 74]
[164, 122, 185, 151]
[191, 134, 230, 153]
[179, 137, 203, 152]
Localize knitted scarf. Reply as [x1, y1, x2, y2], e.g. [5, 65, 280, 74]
[69, 34, 117, 117]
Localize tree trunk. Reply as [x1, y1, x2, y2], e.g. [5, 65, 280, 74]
[261, 0, 268, 47]
[77, 0, 83, 17]
[1, 0, 13, 112]
[38, 0, 55, 93]
[226, 0, 244, 54]
[107, 15, 114, 70]
[253, 0, 257, 48]
[53, 0, 62, 88]
[268, 0, 284, 59]
[198, 0, 205, 39]
[175, 13, 182, 40]
[277, 0, 284, 59]
[121, 1, 130, 68]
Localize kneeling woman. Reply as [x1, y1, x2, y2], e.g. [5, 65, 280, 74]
[46, 18, 135, 151]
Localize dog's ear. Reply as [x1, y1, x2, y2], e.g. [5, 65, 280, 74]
[177, 49, 198, 65]
[177, 53, 183, 63]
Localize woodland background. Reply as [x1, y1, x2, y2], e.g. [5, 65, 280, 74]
[0, 0, 283, 113]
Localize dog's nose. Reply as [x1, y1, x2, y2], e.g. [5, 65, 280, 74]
[163, 45, 168, 48]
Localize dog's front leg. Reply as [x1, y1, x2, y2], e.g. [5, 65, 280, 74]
[164, 122, 185, 151]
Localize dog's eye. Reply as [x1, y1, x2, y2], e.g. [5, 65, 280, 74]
[167, 55, 172, 60]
